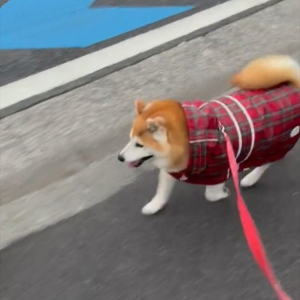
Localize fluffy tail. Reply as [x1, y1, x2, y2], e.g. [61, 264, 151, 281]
[231, 55, 300, 90]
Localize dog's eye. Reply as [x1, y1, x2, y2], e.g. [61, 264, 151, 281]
[135, 143, 144, 148]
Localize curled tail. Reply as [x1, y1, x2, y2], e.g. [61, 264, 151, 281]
[231, 55, 300, 90]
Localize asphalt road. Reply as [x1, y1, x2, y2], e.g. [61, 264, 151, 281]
[1, 143, 299, 300]
[0, 1, 299, 299]
[0, 0, 229, 86]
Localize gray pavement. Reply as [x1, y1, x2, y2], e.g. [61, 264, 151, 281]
[0, 145, 299, 300]
[0, 0, 300, 299]
[1, 0, 300, 240]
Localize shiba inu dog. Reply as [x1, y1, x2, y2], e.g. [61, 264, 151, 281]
[118, 55, 300, 215]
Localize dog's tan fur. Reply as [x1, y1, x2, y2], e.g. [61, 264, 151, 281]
[231, 55, 300, 89]
[132, 99, 189, 171]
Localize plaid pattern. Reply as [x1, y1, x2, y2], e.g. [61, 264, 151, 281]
[170, 84, 300, 185]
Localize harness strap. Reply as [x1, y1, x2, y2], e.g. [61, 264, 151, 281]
[223, 130, 292, 300]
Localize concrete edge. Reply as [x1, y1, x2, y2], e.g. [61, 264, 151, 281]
[0, 85, 237, 250]
[0, 0, 283, 119]
[0, 79, 236, 206]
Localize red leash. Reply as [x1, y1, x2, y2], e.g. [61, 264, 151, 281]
[223, 130, 292, 300]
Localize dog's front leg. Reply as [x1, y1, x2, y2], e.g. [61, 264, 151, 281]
[142, 170, 175, 215]
[205, 182, 230, 202]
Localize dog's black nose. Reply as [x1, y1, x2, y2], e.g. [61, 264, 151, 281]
[118, 154, 125, 162]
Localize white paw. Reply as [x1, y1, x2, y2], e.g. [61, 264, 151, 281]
[241, 173, 258, 187]
[205, 187, 230, 202]
[141, 198, 166, 215]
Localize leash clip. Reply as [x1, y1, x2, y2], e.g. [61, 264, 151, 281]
[218, 122, 226, 134]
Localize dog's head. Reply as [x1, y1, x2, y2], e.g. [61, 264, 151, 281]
[118, 100, 189, 171]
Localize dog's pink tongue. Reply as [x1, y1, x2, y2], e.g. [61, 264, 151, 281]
[128, 162, 136, 168]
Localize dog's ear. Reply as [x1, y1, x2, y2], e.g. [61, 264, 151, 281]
[135, 100, 146, 115]
[147, 117, 166, 133]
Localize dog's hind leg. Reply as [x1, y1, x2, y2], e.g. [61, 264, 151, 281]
[240, 163, 271, 188]
[142, 170, 175, 215]
[205, 182, 230, 202]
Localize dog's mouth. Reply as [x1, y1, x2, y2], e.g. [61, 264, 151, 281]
[128, 155, 154, 168]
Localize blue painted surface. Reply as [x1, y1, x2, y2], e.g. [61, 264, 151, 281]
[0, 0, 193, 49]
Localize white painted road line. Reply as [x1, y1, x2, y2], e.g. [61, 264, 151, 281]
[0, 0, 282, 118]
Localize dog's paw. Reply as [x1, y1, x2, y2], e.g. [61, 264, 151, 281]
[205, 187, 230, 202]
[241, 173, 258, 187]
[141, 198, 166, 215]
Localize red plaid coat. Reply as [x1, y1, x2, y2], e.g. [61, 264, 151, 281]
[170, 84, 300, 185]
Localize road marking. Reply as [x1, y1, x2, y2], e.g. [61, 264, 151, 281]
[0, 0, 193, 49]
[0, 0, 282, 119]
